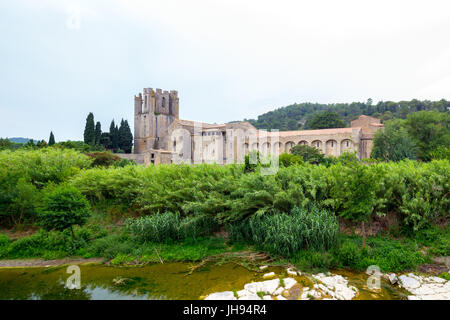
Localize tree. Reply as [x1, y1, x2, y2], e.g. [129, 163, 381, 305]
[94, 121, 102, 146]
[404, 111, 450, 161]
[83, 113, 95, 146]
[290, 145, 325, 164]
[38, 185, 91, 238]
[100, 132, 111, 149]
[371, 119, 418, 161]
[118, 119, 133, 153]
[36, 140, 48, 148]
[48, 132, 55, 146]
[306, 111, 346, 129]
[25, 139, 36, 148]
[109, 120, 119, 151]
[0, 138, 12, 150]
[330, 162, 376, 247]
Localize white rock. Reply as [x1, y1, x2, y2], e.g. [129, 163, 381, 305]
[283, 278, 297, 290]
[261, 279, 280, 294]
[237, 289, 251, 298]
[273, 287, 284, 296]
[426, 276, 446, 284]
[259, 265, 268, 270]
[399, 275, 421, 289]
[286, 268, 298, 276]
[263, 272, 276, 279]
[387, 273, 398, 285]
[244, 282, 262, 294]
[239, 294, 261, 300]
[244, 279, 280, 295]
[205, 291, 237, 300]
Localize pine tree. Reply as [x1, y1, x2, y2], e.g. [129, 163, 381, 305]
[94, 121, 102, 145]
[83, 113, 95, 146]
[48, 131, 55, 146]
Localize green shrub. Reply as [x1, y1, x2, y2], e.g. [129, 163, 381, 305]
[331, 236, 426, 272]
[278, 153, 303, 167]
[332, 240, 361, 267]
[38, 185, 91, 235]
[85, 152, 121, 167]
[291, 250, 335, 271]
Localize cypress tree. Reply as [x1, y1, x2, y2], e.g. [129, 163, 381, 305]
[48, 131, 55, 146]
[118, 119, 133, 153]
[122, 120, 133, 153]
[118, 119, 125, 151]
[109, 119, 119, 150]
[100, 132, 111, 149]
[94, 121, 102, 145]
[83, 113, 95, 145]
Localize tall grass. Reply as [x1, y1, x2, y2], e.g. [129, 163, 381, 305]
[125, 212, 219, 243]
[229, 206, 339, 257]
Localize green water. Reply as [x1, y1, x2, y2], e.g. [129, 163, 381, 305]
[0, 263, 406, 300]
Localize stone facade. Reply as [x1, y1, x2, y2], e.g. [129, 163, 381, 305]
[132, 87, 384, 164]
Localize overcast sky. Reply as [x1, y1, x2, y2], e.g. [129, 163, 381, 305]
[1, 0, 450, 141]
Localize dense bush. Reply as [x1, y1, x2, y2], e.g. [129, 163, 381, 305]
[330, 235, 426, 272]
[85, 152, 122, 167]
[38, 185, 91, 235]
[1, 149, 448, 234]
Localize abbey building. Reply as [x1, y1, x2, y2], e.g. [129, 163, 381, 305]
[125, 87, 383, 165]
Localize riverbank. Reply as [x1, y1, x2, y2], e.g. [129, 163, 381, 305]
[0, 257, 103, 268]
[1, 227, 449, 277]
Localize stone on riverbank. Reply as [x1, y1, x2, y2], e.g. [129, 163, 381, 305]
[204, 291, 236, 300]
[399, 273, 450, 300]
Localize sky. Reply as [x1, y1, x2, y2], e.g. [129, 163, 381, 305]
[1, 0, 450, 141]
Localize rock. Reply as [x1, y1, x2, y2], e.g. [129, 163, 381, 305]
[205, 291, 237, 300]
[399, 275, 421, 289]
[260, 279, 280, 294]
[281, 290, 290, 298]
[244, 279, 280, 295]
[399, 273, 450, 300]
[259, 265, 268, 270]
[273, 287, 284, 296]
[387, 273, 398, 285]
[283, 278, 297, 290]
[276, 295, 287, 300]
[286, 268, 298, 276]
[263, 272, 276, 279]
[426, 276, 446, 284]
[237, 289, 251, 298]
[312, 273, 357, 300]
[239, 294, 261, 300]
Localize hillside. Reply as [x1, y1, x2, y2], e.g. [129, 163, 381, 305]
[8, 137, 31, 143]
[243, 99, 450, 131]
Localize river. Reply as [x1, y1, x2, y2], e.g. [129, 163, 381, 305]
[0, 262, 407, 300]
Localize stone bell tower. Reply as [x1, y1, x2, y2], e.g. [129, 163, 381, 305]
[134, 88, 179, 154]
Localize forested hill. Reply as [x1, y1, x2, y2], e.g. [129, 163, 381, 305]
[242, 99, 450, 131]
